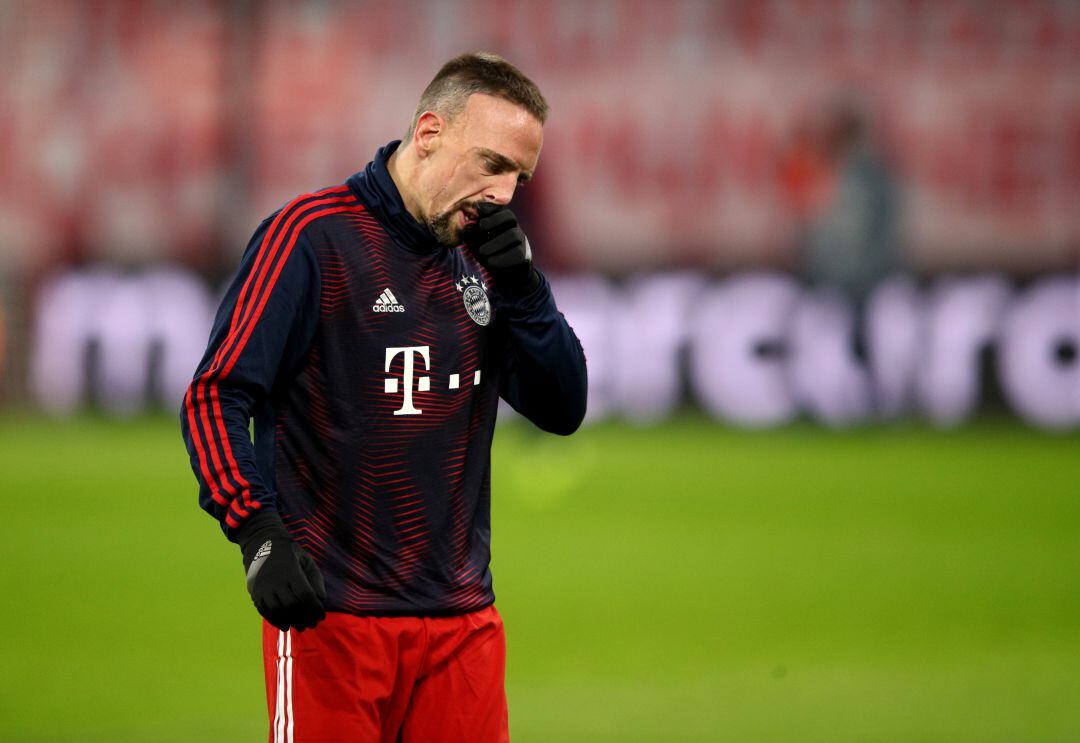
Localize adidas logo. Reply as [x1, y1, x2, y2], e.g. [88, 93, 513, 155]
[372, 288, 406, 313]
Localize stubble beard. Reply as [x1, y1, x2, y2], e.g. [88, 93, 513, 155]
[427, 208, 460, 248]
[428, 199, 484, 248]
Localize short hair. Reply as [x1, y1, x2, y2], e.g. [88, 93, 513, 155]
[407, 52, 549, 138]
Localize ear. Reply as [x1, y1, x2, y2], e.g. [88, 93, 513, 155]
[412, 111, 444, 159]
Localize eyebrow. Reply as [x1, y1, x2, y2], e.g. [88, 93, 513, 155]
[476, 147, 533, 182]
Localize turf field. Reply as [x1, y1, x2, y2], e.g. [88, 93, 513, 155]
[1, 414, 1078, 741]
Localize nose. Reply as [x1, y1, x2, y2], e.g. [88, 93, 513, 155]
[483, 174, 518, 206]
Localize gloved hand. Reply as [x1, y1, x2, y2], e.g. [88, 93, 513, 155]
[462, 202, 541, 296]
[238, 511, 326, 632]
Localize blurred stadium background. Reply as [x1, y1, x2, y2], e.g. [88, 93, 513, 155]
[1, 1, 1078, 741]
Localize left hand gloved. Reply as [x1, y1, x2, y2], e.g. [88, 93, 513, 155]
[238, 512, 327, 632]
[462, 202, 541, 296]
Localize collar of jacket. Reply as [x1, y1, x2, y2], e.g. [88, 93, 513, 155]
[346, 140, 445, 255]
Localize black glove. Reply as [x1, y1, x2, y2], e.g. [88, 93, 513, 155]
[238, 511, 326, 632]
[462, 202, 541, 296]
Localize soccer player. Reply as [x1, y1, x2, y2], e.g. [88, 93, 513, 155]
[180, 53, 587, 742]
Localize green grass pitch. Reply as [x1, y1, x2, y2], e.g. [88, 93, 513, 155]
[1, 414, 1078, 741]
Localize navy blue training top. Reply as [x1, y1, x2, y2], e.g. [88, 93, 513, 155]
[181, 141, 587, 616]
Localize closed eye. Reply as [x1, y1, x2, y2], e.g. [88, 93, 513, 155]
[476, 147, 533, 185]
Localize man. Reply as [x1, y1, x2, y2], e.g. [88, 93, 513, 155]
[181, 52, 587, 742]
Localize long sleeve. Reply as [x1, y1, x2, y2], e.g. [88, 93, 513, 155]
[180, 217, 320, 539]
[497, 270, 588, 435]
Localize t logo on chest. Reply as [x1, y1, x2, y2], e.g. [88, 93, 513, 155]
[383, 346, 483, 416]
[384, 346, 430, 416]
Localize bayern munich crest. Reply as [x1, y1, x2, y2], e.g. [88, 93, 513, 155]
[455, 274, 491, 326]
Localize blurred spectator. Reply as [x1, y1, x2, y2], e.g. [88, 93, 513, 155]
[777, 123, 833, 226]
[795, 100, 901, 305]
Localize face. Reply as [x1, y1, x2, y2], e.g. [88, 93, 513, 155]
[413, 93, 544, 247]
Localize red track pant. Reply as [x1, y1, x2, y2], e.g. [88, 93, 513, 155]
[261, 605, 508, 742]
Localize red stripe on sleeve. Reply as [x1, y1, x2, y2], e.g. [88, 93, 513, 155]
[183, 191, 345, 511]
[205, 196, 360, 513]
[183, 385, 229, 507]
[229, 498, 251, 520]
[196, 379, 239, 495]
[210, 188, 351, 377]
[208, 382, 250, 493]
[189, 190, 352, 509]
[193, 197, 365, 525]
[218, 202, 360, 379]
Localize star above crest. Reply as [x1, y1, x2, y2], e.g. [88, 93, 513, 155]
[456, 274, 487, 293]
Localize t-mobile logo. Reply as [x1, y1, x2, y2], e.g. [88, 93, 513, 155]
[384, 346, 431, 415]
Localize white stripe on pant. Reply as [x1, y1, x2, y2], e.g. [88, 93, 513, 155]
[275, 630, 294, 743]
